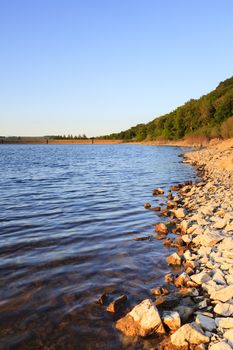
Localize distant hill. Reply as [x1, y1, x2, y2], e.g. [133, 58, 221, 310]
[98, 76, 233, 141]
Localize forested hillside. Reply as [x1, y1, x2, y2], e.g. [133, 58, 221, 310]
[98, 77, 233, 141]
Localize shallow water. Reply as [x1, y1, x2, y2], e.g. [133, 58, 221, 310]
[0, 144, 195, 349]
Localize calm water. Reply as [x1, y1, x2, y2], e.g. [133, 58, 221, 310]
[0, 144, 195, 350]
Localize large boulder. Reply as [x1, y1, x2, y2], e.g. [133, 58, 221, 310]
[115, 299, 165, 337]
[170, 322, 209, 346]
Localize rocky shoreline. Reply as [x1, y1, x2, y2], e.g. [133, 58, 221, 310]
[99, 139, 233, 349]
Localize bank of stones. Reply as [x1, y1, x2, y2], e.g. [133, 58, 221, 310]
[103, 142, 233, 349]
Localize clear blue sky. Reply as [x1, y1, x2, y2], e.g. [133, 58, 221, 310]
[1, 0, 233, 137]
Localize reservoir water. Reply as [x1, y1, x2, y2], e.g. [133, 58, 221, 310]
[0, 144, 195, 349]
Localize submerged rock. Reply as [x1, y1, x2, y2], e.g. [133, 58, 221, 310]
[106, 294, 127, 313]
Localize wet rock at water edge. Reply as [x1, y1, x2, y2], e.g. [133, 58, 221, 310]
[150, 287, 169, 296]
[173, 208, 186, 219]
[166, 253, 182, 266]
[155, 223, 168, 235]
[96, 293, 109, 305]
[167, 192, 174, 200]
[164, 274, 174, 284]
[169, 184, 182, 191]
[115, 299, 165, 337]
[144, 202, 151, 209]
[153, 188, 164, 196]
[162, 311, 181, 332]
[150, 206, 161, 211]
[134, 236, 151, 241]
[106, 294, 127, 313]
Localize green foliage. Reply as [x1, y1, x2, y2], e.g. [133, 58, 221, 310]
[100, 76, 233, 141]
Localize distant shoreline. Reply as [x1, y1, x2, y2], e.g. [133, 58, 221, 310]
[0, 137, 224, 148]
[0, 138, 123, 145]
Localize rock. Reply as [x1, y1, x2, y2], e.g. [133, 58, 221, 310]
[196, 314, 216, 332]
[134, 236, 151, 241]
[163, 311, 181, 331]
[96, 293, 108, 305]
[163, 238, 172, 246]
[191, 271, 211, 285]
[209, 342, 232, 350]
[216, 317, 233, 329]
[173, 237, 185, 247]
[153, 188, 164, 195]
[213, 218, 227, 229]
[193, 231, 223, 247]
[181, 234, 191, 244]
[106, 294, 127, 313]
[150, 287, 169, 296]
[166, 253, 182, 266]
[115, 299, 165, 337]
[144, 203, 151, 209]
[210, 285, 233, 302]
[174, 305, 195, 323]
[212, 269, 226, 285]
[150, 206, 161, 211]
[198, 246, 212, 256]
[164, 273, 174, 283]
[174, 208, 186, 219]
[167, 201, 177, 209]
[174, 272, 191, 287]
[170, 185, 182, 191]
[155, 223, 168, 234]
[170, 322, 209, 346]
[214, 303, 233, 316]
[167, 192, 174, 200]
[198, 299, 208, 309]
[224, 329, 233, 347]
[218, 238, 233, 251]
[225, 223, 233, 232]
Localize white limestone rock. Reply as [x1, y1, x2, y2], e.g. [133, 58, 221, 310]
[224, 329, 233, 347]
[170, 322, 209, 346]
[191, 271, 211, 285]
[211, 285, 233, 303]
[209, 342, 233, 350]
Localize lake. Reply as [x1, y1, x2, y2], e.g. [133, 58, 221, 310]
[0, 144, 195, 349]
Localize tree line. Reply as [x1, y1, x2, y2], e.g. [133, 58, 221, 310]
[98, 76, 233, 141]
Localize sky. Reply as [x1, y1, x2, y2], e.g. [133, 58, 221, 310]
[1, 0, 233, 137]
